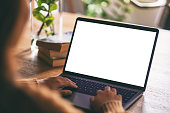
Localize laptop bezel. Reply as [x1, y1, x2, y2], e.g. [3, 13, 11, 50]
[62, 17, 159, 91]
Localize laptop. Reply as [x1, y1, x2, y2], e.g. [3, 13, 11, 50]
[59, 17, 159, 111]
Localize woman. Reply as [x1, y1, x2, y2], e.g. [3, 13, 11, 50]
[0, 0, 129, 113]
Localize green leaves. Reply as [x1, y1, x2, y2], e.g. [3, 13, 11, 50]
[34, 6, 48, 12]
[33, 9, 45, 22]
[36, 0, 57, 13]
[49, 1, 57, 12]
[37, 0, 48, 6]
[37, 0, 59, 6]
[45, 16, 54, 26]
[45, 30, 54, 36]
[82, 0, 131, 22]
[33, 5, 48, 21]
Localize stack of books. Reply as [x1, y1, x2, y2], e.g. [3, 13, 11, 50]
[36, 38, 70, 67]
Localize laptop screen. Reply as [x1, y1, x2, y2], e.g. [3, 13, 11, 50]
[65, 19, 157, 87]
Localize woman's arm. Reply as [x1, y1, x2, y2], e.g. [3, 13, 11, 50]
[16, 78, 38, 86]
[16, 76, 78, 96]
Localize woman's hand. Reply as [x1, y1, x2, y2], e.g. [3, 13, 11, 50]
[90, 86, 122, 113]
[37, 76, 78, 96]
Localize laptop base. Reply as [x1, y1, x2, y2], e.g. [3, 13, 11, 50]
[64, 92, 91, 110]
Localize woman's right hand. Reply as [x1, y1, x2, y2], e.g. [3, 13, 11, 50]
[37, 76, 78, 96]
[90, 86, 124, 113]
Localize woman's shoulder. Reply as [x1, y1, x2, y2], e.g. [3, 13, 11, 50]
[0, 83, 45, 113]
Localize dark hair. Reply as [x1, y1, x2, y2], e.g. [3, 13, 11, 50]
[0, 0, 20, 86]
[0, 0, 20, 49]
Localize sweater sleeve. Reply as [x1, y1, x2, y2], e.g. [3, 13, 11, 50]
[16, 78, 38, 86]
[101, 101, 130, 113]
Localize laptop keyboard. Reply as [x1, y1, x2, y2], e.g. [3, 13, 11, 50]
[64, 76, 137, 103]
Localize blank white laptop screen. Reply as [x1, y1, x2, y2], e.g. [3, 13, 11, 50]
[65, 20, 156, 87]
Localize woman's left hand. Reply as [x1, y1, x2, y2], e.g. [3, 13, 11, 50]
[37, 76, 78, 96]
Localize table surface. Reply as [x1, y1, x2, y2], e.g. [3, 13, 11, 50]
[17, 12, 170, 113]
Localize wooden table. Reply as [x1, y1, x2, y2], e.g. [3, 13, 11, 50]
[17, 12, 170, 113]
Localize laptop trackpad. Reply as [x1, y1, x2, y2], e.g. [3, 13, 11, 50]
[65, 92, 91, 110]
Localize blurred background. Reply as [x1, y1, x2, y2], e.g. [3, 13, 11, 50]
[62, 0, 170, 30]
